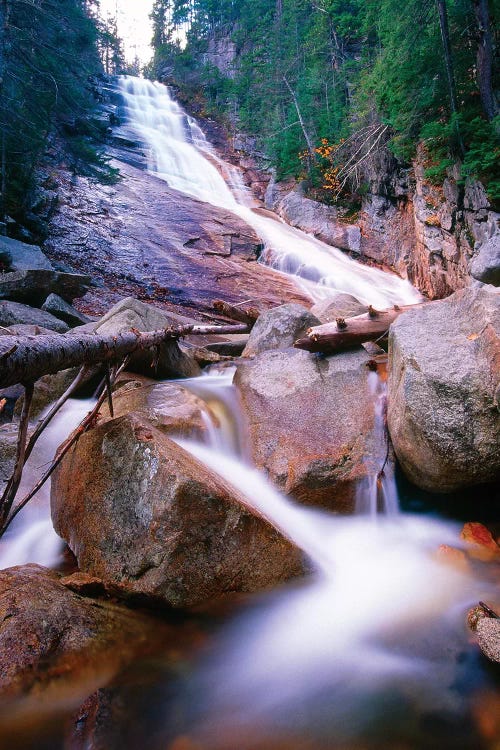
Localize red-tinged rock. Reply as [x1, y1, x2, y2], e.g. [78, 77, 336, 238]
[461, 522, 500, 561]
[0, 564, 174, 701]
[436, 544, 470, 573]
[51, 414, 302, 607]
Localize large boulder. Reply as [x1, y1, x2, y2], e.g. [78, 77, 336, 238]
[0, 235, 54, 272]
[0, 269, 91, 306]
[242, 303, 320, 357]
[388, 286, 500, 492]
[85, 297, 200, 379]
[51, 414, 302, 607]
[470, 234, 500, 286]
[310, 293, 367, 323]
[0, 564, 173, 701]
[99, 380, 217, 441]
[234, 347, 381, 511]
[0, 300, 69, 332]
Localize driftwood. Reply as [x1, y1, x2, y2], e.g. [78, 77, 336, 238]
[0, 323, 249, 389]
[294, 305, 419, 354]
[212, 299, 260, 327]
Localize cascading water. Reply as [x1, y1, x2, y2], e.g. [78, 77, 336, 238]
[0, 399, 94, 569]
[118, 76, 422, 307]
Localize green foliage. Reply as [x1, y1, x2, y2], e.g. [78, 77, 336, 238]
[149, 0, 500, 200]
[0, 0, 110, 222]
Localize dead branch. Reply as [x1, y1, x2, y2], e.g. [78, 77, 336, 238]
[294, 304, 421, 354]
[213, 299, 260, 327]
[0, 383, 34, 526]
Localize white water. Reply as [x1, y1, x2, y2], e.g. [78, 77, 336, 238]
[118, 76, 421, 307]
[0, 399, 94, 570]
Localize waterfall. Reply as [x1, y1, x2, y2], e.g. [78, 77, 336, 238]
[118, 76, 421, 308]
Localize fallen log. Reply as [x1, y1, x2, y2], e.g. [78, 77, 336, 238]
[0, 323, 249, 388]
[294, 305, 419, 354]
[212, 299, 260, 327]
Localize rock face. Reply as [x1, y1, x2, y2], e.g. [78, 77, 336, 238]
[85, 297, 201, 379]
[0, 235, 54, 271]
[358, 149, 500, 299]
[242, 303, 320, 357]
[0, 564, 173, 700]
[0, 300, 69, 332]
[265, 180, 362, 253]
[476, 618, 500, 663]
[234, 347, 380, 510]
[51, 414, 302, 607]
[388, 286, 500, 492]
[44, 159, 308, 318]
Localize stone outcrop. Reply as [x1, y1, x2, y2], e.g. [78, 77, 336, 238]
[265, 178, 361, 254]
[0, 564, 173, 700]
[43, 159, 308, 318]
[470, 233, 500, 286]
[51, 414, 302, 607]
[388, 286, 500, 492]
[234, 347, 382, 511]
[242, 303, 320, 357]
[0, 269, 91, 307]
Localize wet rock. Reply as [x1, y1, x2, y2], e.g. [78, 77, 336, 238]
[44, 160, 307, 318]
[51, 414, 302, 607]
[0, 269, 91, 306]
[41, 293, 90, 327]
[0, 300, 69, 332]
[310, 293, 367, 323]
[242, 303, 320, 357]
[388, 286, 500, 492]
[470, 234, 500, 286]
[99, 380, 216, 441]
[476, 619, 500, 663]
[0, 235, 53, 271]
[85, 297, 200, 379]
[234, 347, 380, 510]
[0, 564, 173, 700]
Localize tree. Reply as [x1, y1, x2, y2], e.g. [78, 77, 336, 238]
[0, 0, 109, 227]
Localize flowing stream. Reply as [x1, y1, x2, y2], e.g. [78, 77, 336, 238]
[117, 76, 421, 307]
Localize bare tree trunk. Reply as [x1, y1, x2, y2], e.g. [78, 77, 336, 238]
[435, 0, 458, 116]
[474, 0, 498, 121]
[0, 323, 249, 388]
[283, 75, 316, 161]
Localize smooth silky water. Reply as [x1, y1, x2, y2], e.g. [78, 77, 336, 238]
[0, 79, 496, 748]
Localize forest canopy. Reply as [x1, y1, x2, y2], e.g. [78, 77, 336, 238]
[147, 0, 499, 203]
